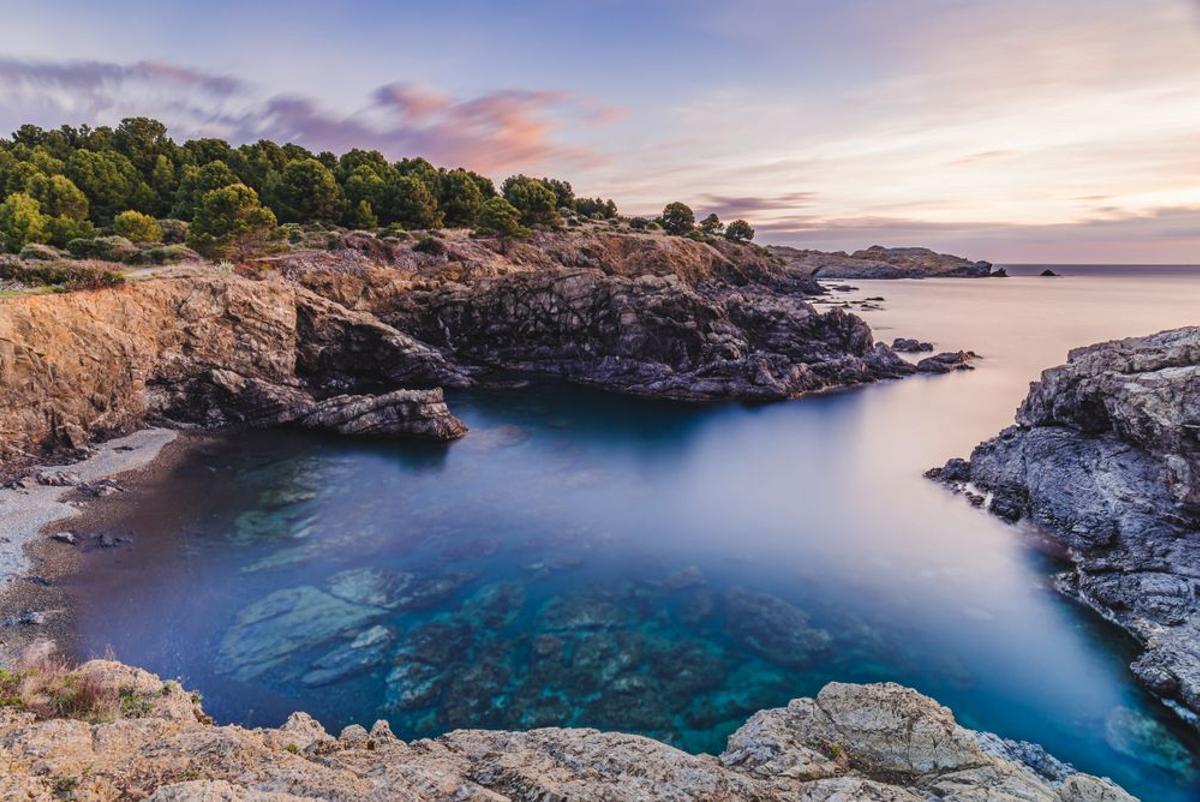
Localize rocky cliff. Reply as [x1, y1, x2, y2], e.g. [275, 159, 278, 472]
[0, 230, 933, 473]
[769, 244, 995, 279]
[0, 267, 469, 475]
[930, 327, 1200, 724]
[0, 658, 1133, 801]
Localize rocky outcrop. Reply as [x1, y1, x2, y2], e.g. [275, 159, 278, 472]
[770, 244, 995, 279]
[0, 269, 469, 474]
[0, 659, 1133, 801]
[375, 267, 914, 401]
[930, 327, 1200, 723]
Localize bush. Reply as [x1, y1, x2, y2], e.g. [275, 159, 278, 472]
[724, 219, 755, 243]
[18, 243, 65, 261]
[0, 192, 47, 252]
[473, 196, 529, 238]
[128, 244, 201, 265]
[187, 183, 278, 260]
[414, 236, 447, 256]
[66, 236, 139, 262]
[628, 216, 650, 230]
[157, 218, 189, 244]
[113, 210, 163, 243]
[0, 259, 125, 290]
[0, 651, 154, 722]
[43, 216, 95, 248]
[660, 202, 695, 235]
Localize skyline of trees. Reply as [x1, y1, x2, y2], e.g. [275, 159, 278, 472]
[0, 117, 757, 254]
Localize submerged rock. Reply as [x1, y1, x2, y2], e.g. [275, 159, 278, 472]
[0, 659, 1134, 800]
[215, 586, 385, 681]
[931, 326, 1200, 724]
[723, 588, 832, 667]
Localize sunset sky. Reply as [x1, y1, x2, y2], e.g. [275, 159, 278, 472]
[2, 0, 1198, 262]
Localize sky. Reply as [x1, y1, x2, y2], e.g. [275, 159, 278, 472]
[1, 0, 1198, 262]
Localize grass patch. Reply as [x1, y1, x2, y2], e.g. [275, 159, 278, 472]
[0, 652, 156, 723]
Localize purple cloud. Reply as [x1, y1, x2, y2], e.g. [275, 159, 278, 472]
[0, 56, 615, 174]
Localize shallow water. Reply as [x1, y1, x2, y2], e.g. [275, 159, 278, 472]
[69, 265, 1200, 800]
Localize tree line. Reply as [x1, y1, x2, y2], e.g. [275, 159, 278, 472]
[0, 117, 753, 258]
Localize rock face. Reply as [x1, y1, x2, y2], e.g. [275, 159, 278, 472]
[770, 244, 995, 279]
[930, 327, 1200, 723]
[0, 660, 1133, 801]
[0, 268, 469, 474]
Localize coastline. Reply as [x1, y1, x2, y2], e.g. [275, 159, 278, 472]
[0, 427, 184, 664]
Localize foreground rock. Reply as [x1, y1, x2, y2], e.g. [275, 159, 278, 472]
[930, 327, 1200, 724]
[770, 244, 995, 279]
[0, 659, 1132, 800]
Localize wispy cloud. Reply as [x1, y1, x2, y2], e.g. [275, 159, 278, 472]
[0, 57, 616, 174]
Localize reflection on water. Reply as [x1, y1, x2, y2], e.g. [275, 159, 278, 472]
[68, 266, 1200, 801]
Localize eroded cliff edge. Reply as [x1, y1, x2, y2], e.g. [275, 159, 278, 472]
[0, 658, 1133, 801]
[930, 327, 1200, 725]
[0, 230, 923, 476]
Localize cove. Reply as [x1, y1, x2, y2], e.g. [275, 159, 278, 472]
[65, 267, 1200, 801]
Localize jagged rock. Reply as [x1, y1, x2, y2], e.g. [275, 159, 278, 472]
[917, 350, 979, 373]
[931, 326, 1200, 723]
[291, 388, 466, 439]
[892, 337, 934, 353]
[0, 660, 1133, 800]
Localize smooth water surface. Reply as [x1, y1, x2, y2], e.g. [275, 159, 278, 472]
[69, 266, 1200, 800]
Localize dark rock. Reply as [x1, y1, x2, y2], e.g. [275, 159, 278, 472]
[892, 337, 934, 353]
[917, 351, 978, 373]
[1039, 269, 1058, 277]
[932, 326, 1200, 723]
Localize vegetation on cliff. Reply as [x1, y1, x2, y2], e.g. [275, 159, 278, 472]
[0, 117, 753, 261]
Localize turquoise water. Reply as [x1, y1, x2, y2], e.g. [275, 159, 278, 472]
[69, 267, 1200, 800]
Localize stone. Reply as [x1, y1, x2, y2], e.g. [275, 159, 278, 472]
[300, 625, 394, 687]
[917, 350, 978, 373]
[0, 659, 1137, 801]
[931, 326, 1200, 723]
[891, 337, 934, 353]
[50, 531, 78, 545]
[723, 588, 832, 667]
[1040, 269, 1059, 276]
[215, 586, 385, 681]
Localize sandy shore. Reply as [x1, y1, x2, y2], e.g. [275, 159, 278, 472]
[0, 428, 179, 662]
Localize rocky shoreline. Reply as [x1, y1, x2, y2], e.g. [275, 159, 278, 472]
[0, 657, 1134, 800]
[929, 327, 1200, 727]
[0, 229, 977, 478]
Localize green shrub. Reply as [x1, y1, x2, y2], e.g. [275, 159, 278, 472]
[473, 196, 529, 238]
[0, 259, 125, 290]
[0, 192, 47, 252]
[129, 244, 200, 265]
[112, 210, 162, 243]
[66, 236, 139, 262]
[18, 243, 65, 261]
[414, 236, 447, 256]
[724, 219, 755, 243]
[157, 218, 189, 244]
